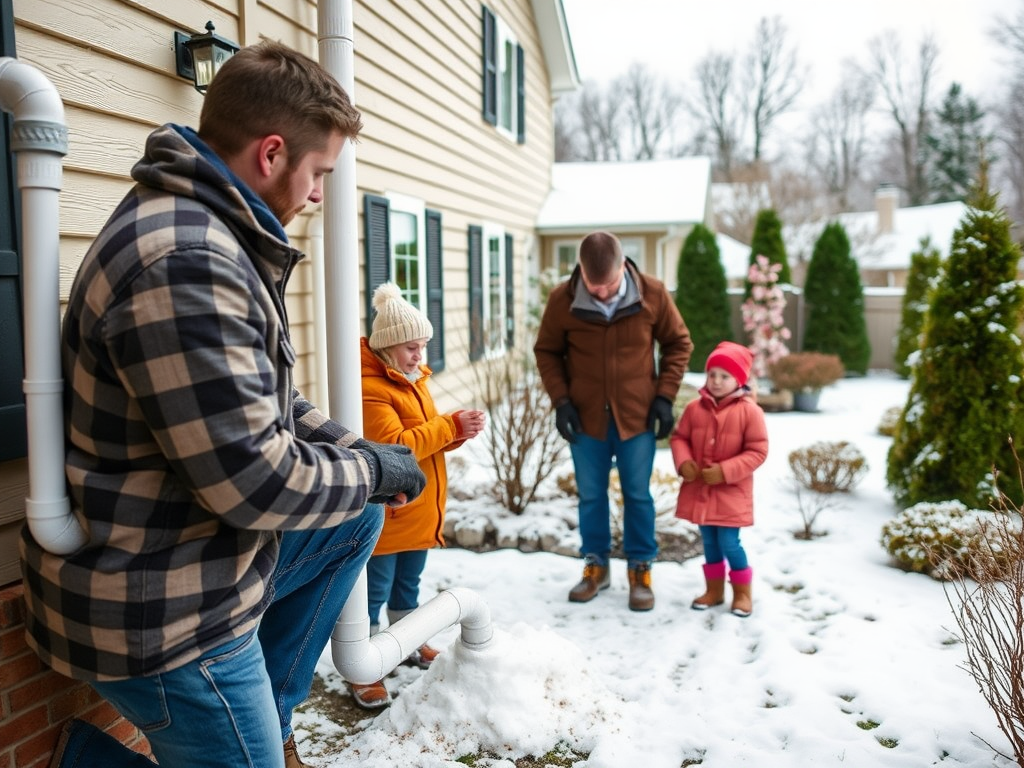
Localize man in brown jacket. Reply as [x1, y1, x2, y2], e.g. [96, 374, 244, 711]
[534, 231, 693, 611]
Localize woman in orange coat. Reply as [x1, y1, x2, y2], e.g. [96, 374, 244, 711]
[353, 282, 485, 709]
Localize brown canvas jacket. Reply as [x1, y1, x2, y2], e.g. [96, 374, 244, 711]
[534, 259, 693, 441]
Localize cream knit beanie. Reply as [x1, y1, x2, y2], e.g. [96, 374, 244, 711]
[369, 282, 433, 351]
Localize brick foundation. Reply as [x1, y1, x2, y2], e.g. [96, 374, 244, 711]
[0, 583, 153, 767]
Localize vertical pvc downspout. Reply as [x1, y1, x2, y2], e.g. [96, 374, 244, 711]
[316, 1, 492, 682]
[0, 57, 86, 555]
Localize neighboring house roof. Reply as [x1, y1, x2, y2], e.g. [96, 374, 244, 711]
[536, 157, 712, 233]
[784, 200, 968, 271]
[531, 0, 580, 94]
[717, 232, 751, 282]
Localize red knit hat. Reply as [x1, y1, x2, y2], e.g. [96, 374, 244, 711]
[705, 341, 753, 387]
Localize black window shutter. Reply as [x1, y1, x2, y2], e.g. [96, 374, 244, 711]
[481, 6, 497, 126]
[468, 225, 484, 362]
[0, 0, 26, 462]
[504, 233, 514, 349]
[516, 44, 525, 144]
[363, 194, 391, 336]
[425, 208, 445, 373]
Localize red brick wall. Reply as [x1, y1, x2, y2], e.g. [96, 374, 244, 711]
[0, 584, 153, 768]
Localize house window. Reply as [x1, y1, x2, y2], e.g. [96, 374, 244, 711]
[620, 236, 643, 267]
[468, 223, 513, 360]
[481, 5, 525, 144]
[0, 0, 26, 462]
[555, 241, 577, 278]
[363, 194, 445, 371]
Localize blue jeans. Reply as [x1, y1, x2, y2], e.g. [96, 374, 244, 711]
[366, 549, 429, 626]
[570, 420, 657, 566]
[84, 504, 384, 768]
[699, 524, 748, 570]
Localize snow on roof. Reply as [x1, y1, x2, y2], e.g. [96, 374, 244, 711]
[536, 157, 711, 231]
[784, 200, 968, 270]
[716, 232, 751, 281]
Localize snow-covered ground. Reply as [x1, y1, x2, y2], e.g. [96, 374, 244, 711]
[298, 373, 1014, 768]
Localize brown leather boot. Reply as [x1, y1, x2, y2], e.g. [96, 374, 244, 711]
[284, 734, 309, 768]
[627, 562, 654, 611]
[730, 567, 753, 617]
[568, 561, 610, 602]
[691, 561, 727, 610]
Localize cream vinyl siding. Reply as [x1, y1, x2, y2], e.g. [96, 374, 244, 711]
[352, 0, 553, 409]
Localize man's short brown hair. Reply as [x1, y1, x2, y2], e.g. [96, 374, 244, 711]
[578, 231, 624, 282]
[199, 40, 363, 163]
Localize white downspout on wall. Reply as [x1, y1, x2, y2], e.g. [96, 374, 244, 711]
[316, 0, 492, 682]
[0, 57, 87, 555]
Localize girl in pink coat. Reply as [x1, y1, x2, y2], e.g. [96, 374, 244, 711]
[670, 341, 768, 617]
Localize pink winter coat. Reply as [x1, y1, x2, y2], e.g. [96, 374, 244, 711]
[669, 387, 768, 527]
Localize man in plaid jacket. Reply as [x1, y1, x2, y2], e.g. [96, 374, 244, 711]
[20, 41, 424, 768]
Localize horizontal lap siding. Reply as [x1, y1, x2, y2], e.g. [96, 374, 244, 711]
[354, 0, 552, 409]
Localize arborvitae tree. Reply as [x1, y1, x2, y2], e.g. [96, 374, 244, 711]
[676, 224, 732, 365]
[893, 237, 942, 378]
[802, 221, 871, 374]
[745, 209, 791, 295]
[887, 175, 1024, 508]
[924, 83, 993, 204]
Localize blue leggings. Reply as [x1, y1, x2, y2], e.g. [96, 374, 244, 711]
[699, 525, 748, 570]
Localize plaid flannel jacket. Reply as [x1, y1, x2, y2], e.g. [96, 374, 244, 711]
[20, 125, 375, 680]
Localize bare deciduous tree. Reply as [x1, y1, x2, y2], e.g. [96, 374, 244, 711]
[808, 61, 876, 210]
[690, 50, 743, 177]
[618, 62, 682, 160]
[991, 5, 1024, 237]
[745, 16, 803, 162]
[866, 31, 939, 205]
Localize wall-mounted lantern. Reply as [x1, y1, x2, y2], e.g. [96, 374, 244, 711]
[174, 22, 240, 94]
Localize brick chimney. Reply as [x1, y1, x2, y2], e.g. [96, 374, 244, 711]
[876, 184, 900, 234]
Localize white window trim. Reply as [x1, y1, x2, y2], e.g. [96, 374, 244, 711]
[385, 192, 427, 312]
[495, 16, 519, 142]
[482, 222, 507, 358]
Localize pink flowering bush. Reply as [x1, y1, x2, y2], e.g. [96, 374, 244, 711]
[741, 255, 791, 379]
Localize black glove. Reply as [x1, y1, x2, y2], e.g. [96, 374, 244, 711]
[647, 396, 675, 440]
[351, 438, 427, 505]
[555, 401, 582, 444]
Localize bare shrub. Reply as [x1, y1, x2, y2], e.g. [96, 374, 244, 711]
[789, 440, 867, 493]
[475, 348, 567, 515]
[943, 480, 1024, 765]
[791, 481, 841, 539]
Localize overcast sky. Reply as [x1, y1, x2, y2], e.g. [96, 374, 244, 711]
[560, 0, 1016, 110]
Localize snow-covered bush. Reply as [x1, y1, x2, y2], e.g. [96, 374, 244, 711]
[789, 441, 867, 493]
[880, 500, 995, 580]
[877, 406, 901, 437]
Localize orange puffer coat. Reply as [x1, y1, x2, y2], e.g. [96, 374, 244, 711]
[360, 338, 465, 554]
[669, 387, 768, 527]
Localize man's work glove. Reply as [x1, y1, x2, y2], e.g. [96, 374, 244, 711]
[679, 460, 699, 482]
[701, 464, 725, 486]
[352, 439, 427, 505]
[555, 401, 582, 444]
[647, 396, 675, 440]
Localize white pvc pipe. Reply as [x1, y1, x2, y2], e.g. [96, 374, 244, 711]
[307, 215, 329, 410]
[316, 0, 493, 675]
[0, 57, 87, 555]
[332, 586, 492, 683]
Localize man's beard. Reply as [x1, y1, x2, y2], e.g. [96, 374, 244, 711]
[263, 174, 303, 228]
